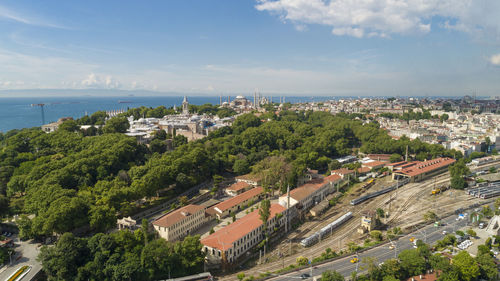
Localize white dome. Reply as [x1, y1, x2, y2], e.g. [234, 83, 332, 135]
[236, 95, 245, 99]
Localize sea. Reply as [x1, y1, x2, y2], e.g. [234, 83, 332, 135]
[0, 95, 332, 132]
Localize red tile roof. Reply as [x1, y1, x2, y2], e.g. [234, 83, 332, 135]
[201, 204, 286, 251]
[324, 174, 342, 182]
[362, 161, 386, 167]
[226, 181, 251, 192]
[287, 177, 333, 202]
[397, 158, 456, 177]
[235, 174, 262, 183]
[367, 154, 391, 161]
[153, 204, 205, 228]
[331, 168, 355, 175]
[214, 187, 263, 213]
[357, 167, 371, 174]
[386, 161, 408, 167]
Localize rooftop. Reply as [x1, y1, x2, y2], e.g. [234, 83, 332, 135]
[397, 158, 456, 177]
[362, 160, 386, 167]
[331, 168, 355, 175]
[214, 187, 263, 213]
[201, 204, 286, 251]
[226, 181, 251, 192]
[153, 204, 205, 228]
[235, 173, 262, 183]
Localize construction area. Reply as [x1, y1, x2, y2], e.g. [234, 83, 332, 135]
[219, 159, 500, 280]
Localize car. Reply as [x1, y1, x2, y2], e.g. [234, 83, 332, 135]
[350, 257, 359, 263]
[442, 230, 447, 235]
[389, 245, 395, 250]
[300, 273, 311, 279]
[479, 223, 485, 229]
[6, 232, 11, 237]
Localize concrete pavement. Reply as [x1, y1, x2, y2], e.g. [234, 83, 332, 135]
[0, 237, 42, 281]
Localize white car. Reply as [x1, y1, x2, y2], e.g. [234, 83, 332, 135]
[442, 231, 447, 235]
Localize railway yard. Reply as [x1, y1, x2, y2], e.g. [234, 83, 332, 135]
[219, 159, 500, 280]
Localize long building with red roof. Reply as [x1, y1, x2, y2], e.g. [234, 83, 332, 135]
[278, 174, 342, 218]
[213, 186, 263, 219]
[392, 157, 456, 182]
[201, 203, 286, 265]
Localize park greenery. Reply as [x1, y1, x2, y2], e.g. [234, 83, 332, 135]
[38, 228, 205, 280]
[0, 109, 463, 238]
[0, 106, 468, 279]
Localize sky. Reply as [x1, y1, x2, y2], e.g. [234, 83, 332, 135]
[0, 0, 499, 96]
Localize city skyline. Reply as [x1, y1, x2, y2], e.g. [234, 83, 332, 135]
[0, 0, 499, 96]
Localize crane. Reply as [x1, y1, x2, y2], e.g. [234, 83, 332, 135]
[31, 103, 45, 125]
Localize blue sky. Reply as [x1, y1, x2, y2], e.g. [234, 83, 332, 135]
[0, 0, 499, 96]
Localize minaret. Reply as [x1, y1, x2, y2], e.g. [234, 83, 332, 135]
[182, 96, 189, 115]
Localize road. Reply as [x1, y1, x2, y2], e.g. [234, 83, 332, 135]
[267, 208, 475, 280]
[0, 237, 42, 281]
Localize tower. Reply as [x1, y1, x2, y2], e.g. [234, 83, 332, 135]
[182, 96, 189, 115]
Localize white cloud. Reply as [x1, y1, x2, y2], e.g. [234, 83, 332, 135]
[81, 73, 121, 89]
[490, 54, 500, 66]
[0, 4, 67, 29]
[255, 0, 500, 38]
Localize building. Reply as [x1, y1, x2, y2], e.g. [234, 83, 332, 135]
[152, 204, 206, 241]
[41, 117, 73, 133]
[331, 168, 355, 179]
[235, 174, 262, 186]
[278, 174, 342, 217]
[367, 154, 392, 162]
[358, 211, 376, 233]
[362, 161, 386, 171]
[213, 187, 263, 220]
[201, 204, 286, 265]
[225, 181, 252, 197]
[392, 157, 456, 182]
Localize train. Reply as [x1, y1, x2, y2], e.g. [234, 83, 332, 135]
[350, 178, 409, 206]
[300, 212, 353, 247]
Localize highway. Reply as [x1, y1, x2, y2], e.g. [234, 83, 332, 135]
[267, 207, 476, 280]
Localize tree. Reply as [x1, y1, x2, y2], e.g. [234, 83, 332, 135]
[38, 233, 89, 281]
[321, 270, 345, 281]
[475, 253, 498, 281]
[423, 211, 438, 222]
[370, 230, 383, 241]
[149, 139, 167, 154]
[233, 158, 250, 175]
[452, 251, 479, 281]
[450, 175, 467, 190]
[466, 229, 476, 238]
[328, 160, 341, 171]
[296, 256, 308, 266]
[389, 153, 402, 163]
[439, 114, 449, 122]
[259, 199, 271, 234]
[102, 116, 130, 133]
[376, 208, 385, 218]
[58, 119, 79, 132]
[489, 166, 497, 174]
[449, 159, 469, 178]
[237, 273, 246, 281]
[173, 135, 188, 147]
[179, 196, 189, 207]
[232, 113, 261, 134]
[398, 249, 426, 277]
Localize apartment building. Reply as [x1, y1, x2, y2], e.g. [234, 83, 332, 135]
[201, 203, 286, 265]
[213, 187, 263, 220]
[279, 174, 342, 217]
[152, 204, 206, 241]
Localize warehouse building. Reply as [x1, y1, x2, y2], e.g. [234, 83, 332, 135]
[392, 157, 456, 182]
